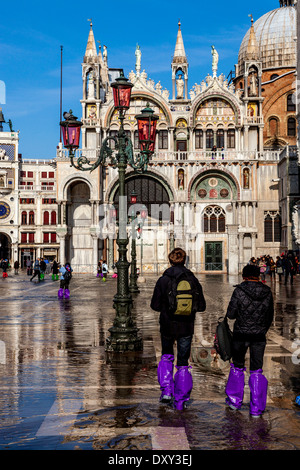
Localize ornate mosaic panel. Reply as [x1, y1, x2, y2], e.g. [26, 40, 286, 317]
[196, 98, 235, 126]
[195, 175, 234, 200]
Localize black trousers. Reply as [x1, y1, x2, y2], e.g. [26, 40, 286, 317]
[31, 270, 40, 281]
[161, 334, 192, 367]
[232, 335, 266, 371]
[60, 280, 70, 289]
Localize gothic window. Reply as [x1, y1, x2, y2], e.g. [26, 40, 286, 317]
[264, 215, 273, 242]
[218, 213, 226, 232]
[206, 129, 214, 149]
[29, 211, 35, 225]
[227, 129, 235, 149]
[43, 211, 49, 225]
[51, 211, 57, 225]
[287, 94, 296, 112]
[21, 211, 27, 225]
[195, 130, 203, 149]
[217, 129, 224, 148]
[288, 117, 296, 137]
[158, 130, 168, 149]
[269, 118, 278, 136]
[134, 130, 139, 150]
[203, 206, 226, 233]
[264, 211, 281, 242]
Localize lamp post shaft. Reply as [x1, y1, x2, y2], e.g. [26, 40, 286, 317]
[106, 114, 142, 352]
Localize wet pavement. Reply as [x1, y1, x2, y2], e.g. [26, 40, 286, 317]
[0, 270, 300, 454]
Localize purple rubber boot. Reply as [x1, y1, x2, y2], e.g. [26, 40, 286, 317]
[157, 354, 174, 403]
[64, 289, 70, 299]
[173, 366, 193, 410]
[225, 363, 246, 410]
[58, 288, 64, 299]
[249, 369, 268, 417]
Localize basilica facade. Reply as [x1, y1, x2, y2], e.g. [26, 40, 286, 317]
[0, 0, 299, 274]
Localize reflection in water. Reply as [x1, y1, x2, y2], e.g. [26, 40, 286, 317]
[222, 409, 271, 450]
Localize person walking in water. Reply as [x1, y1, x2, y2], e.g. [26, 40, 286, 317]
[58, 262, 73, 299]
[225, 264, 274, 417]
[30, 258, 41, 283]
[151, 248, 206, 410]
[51, 259, 59, 281]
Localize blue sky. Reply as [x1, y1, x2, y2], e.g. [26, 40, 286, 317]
[0, 0, 279, 159]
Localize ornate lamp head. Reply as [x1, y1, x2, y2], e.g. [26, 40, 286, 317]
[60, 110, 83, 151]
[135, 103, 159, 155]
[111, 72, 133, 111]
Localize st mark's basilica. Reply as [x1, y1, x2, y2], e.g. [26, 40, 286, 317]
[0, 0, 299, 275]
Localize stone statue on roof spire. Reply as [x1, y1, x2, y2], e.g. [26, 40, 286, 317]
[211, 45, 219, 78]
[135, 44, 142, 75]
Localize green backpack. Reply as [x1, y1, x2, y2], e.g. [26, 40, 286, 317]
[167, 273, 197, 317]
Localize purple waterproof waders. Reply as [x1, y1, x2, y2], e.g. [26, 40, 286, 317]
[64, 289, 70, 299]
[173, 366, 193, 410]
[249, 369, 268, 417]
[157, 354, 174, 403]
[58, 288, 64, 299]
[225, 363, 246, 410]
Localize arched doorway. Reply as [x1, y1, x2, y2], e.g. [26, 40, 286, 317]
[0, 233, 11, 261]
[113, 176, 171, 223]
[109, 175, 172, 272]
[67, 181, 93, 272]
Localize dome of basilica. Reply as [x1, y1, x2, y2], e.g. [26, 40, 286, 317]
[238, 3, 296, 71]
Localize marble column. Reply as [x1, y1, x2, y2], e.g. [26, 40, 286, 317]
[92, 234, 98, 273]
[59, 236, 65, 265]
[227, 224, 239, 275]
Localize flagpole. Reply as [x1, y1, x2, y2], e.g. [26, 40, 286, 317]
[60, 45, 63, 143]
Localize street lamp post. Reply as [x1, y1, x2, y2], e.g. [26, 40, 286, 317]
[60, 72, 159, 352]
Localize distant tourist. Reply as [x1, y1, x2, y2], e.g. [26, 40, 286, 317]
[1, 259, 9, 278]
[58, 262, 72, 299]
[30, 259, 41, 283]
[14, 260, 19, 275]
[51, 259, 59, 281]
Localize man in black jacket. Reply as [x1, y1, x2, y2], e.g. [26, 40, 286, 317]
[151, 248, 206, 410]
[225, 264, 274, 417]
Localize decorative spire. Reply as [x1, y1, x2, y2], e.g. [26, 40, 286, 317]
[173, 19, 187, 64]
[246, 14, 260, 60]
[84, 19, 97, 60]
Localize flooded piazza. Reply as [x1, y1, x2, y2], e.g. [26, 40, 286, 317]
[0, 270, 299, 452]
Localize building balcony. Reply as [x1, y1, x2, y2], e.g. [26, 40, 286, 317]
[19, 185, 56, 192]
[151, 149, 281, 162]
[56, 148, 281, 164]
